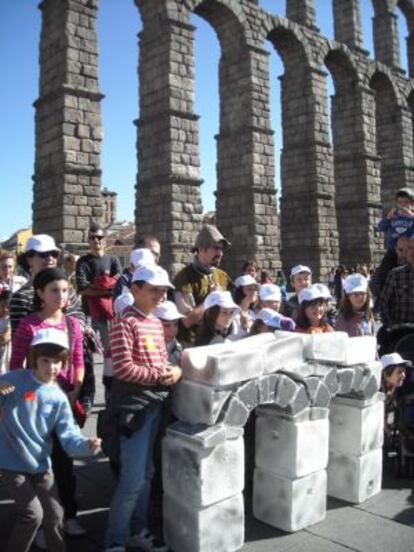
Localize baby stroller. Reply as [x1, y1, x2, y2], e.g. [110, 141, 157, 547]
[379, 324, 414, 476]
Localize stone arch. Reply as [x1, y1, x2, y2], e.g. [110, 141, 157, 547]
[183, 0, 281, 275]
[370, 71, 407, 203]
[325, 48, 382, 266]
[266, 24, 338, 277]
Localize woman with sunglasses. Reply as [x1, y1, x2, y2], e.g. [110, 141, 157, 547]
[9, 235, 84, 336]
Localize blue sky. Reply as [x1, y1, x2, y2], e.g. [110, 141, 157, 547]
[0, 0, 409, 240]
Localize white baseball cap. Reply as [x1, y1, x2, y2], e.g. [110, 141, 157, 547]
[131, 265, 174, 288]
[259, 284, 281, 302]
[298, 283, 332, 304]
[381, 353, 412, 370]
[129, 248, 155, 269]
[153, 300, 184, 321]
[113, 290, 134, 315]
[290, 265, 312, 277]
[25, 234, 60, 253]
[30, 328, 69, 349]
[343, 273, 368, 295]
[204, 291, 240, 311]
[234, 275, 258, 288]
[256, 308, 296, 331]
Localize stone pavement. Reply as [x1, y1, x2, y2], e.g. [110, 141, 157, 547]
[1, 359, 414, 552]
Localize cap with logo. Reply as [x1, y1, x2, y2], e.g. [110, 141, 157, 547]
[381, 352, 412, 370]
[259, 284, 281, 302]
[129, 248, 156, 269]
[30, 328, 69, 350]
[25, 234, 60, 253]
[298, 283, 332, 304]
[203, 290, 240, 311]
[256, 308, 296, 331]
[234, 275, 258, 288]
[290, 264, 312, 277]
[153, 300, 185, 321]
[342, 273, 368, 295]
[131, 265, 174, 288]
[114, 291, 134, 315]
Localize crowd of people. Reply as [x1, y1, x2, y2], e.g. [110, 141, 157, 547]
[1, 186, 414, 552]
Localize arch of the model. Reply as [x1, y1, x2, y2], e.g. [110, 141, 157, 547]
[33, 0, 414, 277]
[162, 331, 384, 551]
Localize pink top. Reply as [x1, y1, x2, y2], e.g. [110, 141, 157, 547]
[10, 313, 84, 390]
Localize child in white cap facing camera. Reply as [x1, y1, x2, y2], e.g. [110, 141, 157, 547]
[0, 328, 101, 552]
[258, 283, 282, 312]
[232, 275, 259, 338]
[250, 308, 296, 335]
[334, 274, 375, 337]
[380, 353, 411, 436]
[153, 300, 184, 365]
[295, 284, 334, 334]
[282, 264, 312, 319]
[195, 290, 240, 346]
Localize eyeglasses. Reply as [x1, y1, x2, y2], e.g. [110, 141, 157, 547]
[89, 235, 104, 241]
[37, 251, 59, 259]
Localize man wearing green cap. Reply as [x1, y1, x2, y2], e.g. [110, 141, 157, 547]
[173, 224, 232, 345]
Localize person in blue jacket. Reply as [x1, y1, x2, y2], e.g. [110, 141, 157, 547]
[0, 328, 101, 552]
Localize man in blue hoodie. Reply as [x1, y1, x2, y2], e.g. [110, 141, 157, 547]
[0, 328, 101, 552]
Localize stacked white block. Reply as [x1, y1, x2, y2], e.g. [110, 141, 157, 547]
[328, 394, 384, 503]
[253, 406, 328, 532]
[162, 424, 245, 552]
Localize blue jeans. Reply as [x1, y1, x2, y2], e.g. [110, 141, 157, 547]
[105, 405, 163, 547]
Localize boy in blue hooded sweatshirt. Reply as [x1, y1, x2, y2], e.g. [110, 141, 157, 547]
[0, 328, 101, 552]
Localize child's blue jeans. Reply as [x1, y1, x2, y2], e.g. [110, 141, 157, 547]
[105, 405, 163, 547]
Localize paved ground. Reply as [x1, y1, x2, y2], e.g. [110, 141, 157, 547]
[1, 359, 414, 552]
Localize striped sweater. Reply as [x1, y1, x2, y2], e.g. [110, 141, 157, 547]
[109, 305, 168, 385]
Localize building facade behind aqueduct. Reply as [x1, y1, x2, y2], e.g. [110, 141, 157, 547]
[33, 0, 414, 277]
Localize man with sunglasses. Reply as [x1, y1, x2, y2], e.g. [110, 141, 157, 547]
[75, 223, 121, 353]
[173, 224, 232, 345]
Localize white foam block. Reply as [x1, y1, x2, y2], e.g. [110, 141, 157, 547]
[164, 492, 244, 552]
[253, 467, 327, 532]
[304, 333, 377, 365]
[162, 434, 244, 507]
[304, 332, 349, 363]
[327, 448, 382, 503]
[329, 397, 384, 455]
[181, 336, 275, 386]
[172, 379, 232, 425]
[262, 332, 306, 374]
[255, 408, 329, 478]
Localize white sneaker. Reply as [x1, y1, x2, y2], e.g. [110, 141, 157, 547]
[34, 528, 47, 549]
[127, 528, 168, 551]
[64, 517, 87, 536]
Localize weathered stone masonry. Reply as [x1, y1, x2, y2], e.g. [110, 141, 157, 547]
[33, 0, 414, 277]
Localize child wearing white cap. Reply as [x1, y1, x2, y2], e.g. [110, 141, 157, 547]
[105, 264, 181, 552]
[282, 265, 312, 319]
[195, 291, 240, 346]
[295, 284, 334, 334]
[334, 274, 375, 337]
[232, 275, 258, 338]
[258, 283, 282, 312]
[250, 308, 296, 335]
[0, 328, 101, 552]
[380, 353, 411, 437]
[153, 300, 184, 365]
[112, 248, 155, 301]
